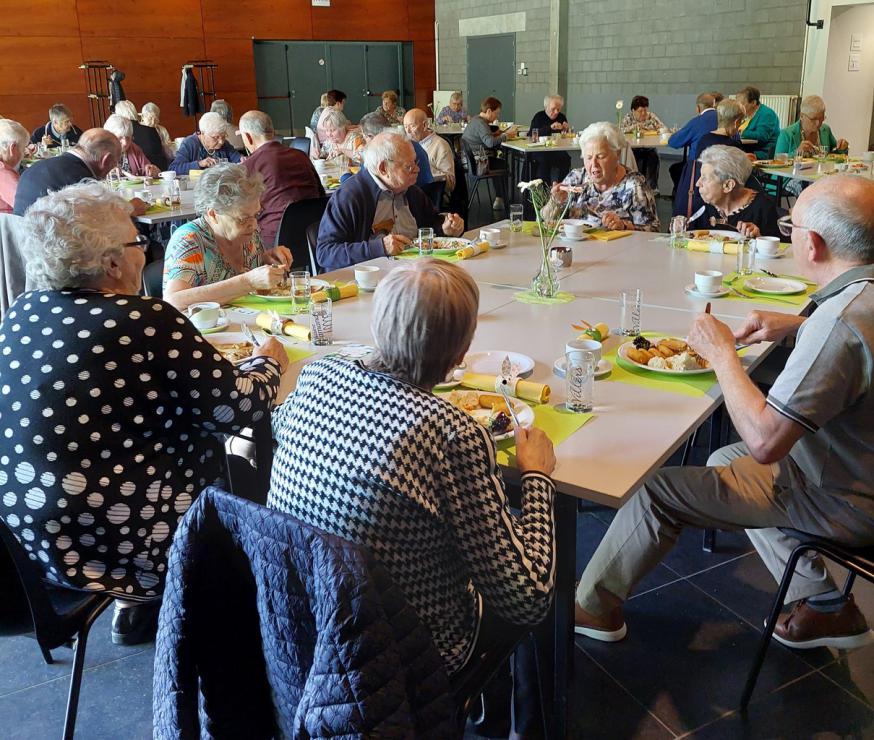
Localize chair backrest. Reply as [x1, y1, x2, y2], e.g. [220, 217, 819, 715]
[275, 197, 329, 275]
[290, 137, 311, 155]
[0, 213, 29, 318]
[142, 259, 164, 297]
[418, 180, 446, 210]
[447, 154, 469, 221]
[304, 126, 318, 157]
[305, 221, 321, 275]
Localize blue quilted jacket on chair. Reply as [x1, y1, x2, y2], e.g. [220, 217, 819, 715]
[152, 487, 454, 739]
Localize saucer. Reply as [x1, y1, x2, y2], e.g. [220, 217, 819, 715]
[553, 357, 612, 379]
[198, 315, 230, 334]
[684, 283, 729, 298]
[489, 240, 508, 249]
[559, 233, 588, 242]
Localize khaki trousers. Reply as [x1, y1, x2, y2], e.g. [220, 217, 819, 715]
[576, 442, 873, 615]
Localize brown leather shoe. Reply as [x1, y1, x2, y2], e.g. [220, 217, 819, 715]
[574, 602, 627, 642]
[772, 594, 873, 650]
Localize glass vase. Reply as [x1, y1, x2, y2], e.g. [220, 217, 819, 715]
[531, 253, 560, 298]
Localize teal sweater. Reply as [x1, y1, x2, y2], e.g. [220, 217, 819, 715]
[742, 104, 780, 160]
[775, 120, 841, 155]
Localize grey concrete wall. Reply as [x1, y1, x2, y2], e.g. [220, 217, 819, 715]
[437, 0, 807, 130]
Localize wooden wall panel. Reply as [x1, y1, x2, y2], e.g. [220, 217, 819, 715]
[76, 0, 204, 38]
[201, 0, 312, 38]
[0, 95, 90, 136]
[311, 0, 410, 41]
[204, 38, 257, 93]
[0, 2, 80, 36]
[0, 37, 84, 96]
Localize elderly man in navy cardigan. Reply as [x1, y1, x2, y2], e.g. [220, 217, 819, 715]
[316, 133, 464, 271]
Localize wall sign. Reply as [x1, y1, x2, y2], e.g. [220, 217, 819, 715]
[849, 53, 861, 72]
[312, 0, 330, 6]
[850, 33, 862, 52]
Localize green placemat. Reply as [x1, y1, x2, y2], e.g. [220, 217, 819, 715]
[283, 345, 315, 364]
[722, 271, 816, 307]
[395, 250, 461, 263]
[144, 202, 172, 215]
[496, 405, 594, 467]
[230, 296, 299, 313]
[514, 290, 575, 305]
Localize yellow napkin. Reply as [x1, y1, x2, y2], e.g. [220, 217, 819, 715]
[255, 313, 311, 342]
[686, 239, 741, 255]
[461, 373, 551, 404]
[456, 241, 490, 259]
[587, 229, 632, 241]
[312, 283, 358, 302]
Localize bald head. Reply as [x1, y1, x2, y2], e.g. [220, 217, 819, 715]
[795, 175, 874, 264]
[238, 110, 275, 153]
[75, 128, 121, 178]
[403, 108, 429, 142]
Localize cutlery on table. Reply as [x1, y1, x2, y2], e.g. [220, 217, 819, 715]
[726, 286, 795, 305]
[688, 205, 706, 223]
[497, 381, 522, 429]
[759, 268, 816, 285]
[241, 322, 261, 347]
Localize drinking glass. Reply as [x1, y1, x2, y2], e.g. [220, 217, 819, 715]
[310, 298, 333, 346]
[418, 227, 434, 256]
[619, 289, 642, 336]
[290, 270, 311, 314]
[509, 204, 524, 232]
[737, 239, 756, 276]
[530, 129, 540, 144]
[670, 215, 688, 249]
[565, 350, 595, 413]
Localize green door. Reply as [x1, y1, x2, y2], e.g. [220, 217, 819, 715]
[328, 43, 368, 123]
[287, 42, 329, 134]
[253, 41, 293, 135]
[365, 43, 403, 113]
[467, 34, 516, 121]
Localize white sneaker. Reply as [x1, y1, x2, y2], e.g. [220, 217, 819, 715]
[492, 197, 504, 210]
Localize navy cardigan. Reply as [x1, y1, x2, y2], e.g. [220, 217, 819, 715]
[169, 134, 241, 175]
[316, 167, 443, 271]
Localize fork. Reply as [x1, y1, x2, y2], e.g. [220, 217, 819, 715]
[497, 380, 522, 429]
[241, 322, 261, 347]
[727, 286, 796, 305]
[759, 268, 816, 286]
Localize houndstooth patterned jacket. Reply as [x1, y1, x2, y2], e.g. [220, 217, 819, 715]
[268, 357, 556, 674]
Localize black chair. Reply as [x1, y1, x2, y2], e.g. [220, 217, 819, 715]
[419, 180, 446, 211]
[740, 529, 874, 709]
[142, 259, 163, 297]
[446, 154, 469, 223]
[287, 137, 311, 155]
[0, 521, 115, 740]
[461, 143, 508, 218]
[274, 197, 329, 275]
[305, 221, 321, 275]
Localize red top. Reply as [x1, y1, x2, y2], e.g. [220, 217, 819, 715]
[0, 162, 20, 214]
[242, 140, 325, 247]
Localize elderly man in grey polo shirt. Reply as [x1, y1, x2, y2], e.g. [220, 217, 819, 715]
[575, 174, 874, 651]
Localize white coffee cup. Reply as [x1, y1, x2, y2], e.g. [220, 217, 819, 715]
[755, 236, 781, 257]
[478, 227, 501, 246]
[354, 265, 380, 291]
[159, 171, 176, 182]
[694, 270, 723, 293]
[566, 338, 602, 366]
[563, 220, 586, 238]
[864, 151, 874, 163]
[187, 302, 222, 330]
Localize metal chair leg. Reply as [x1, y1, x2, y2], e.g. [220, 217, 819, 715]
[40, 645, 54, 664]
[62, 598, 111, 740]
[740, 544, 808, 710]
[843, 571, 857, 596]
[702, 529, 716, 553]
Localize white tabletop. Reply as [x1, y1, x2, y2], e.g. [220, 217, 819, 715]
[133, 181, 196, 225]
[758, 163, 874, 184]
[503, 138, 579, 154]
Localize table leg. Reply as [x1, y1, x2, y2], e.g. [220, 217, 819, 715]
[702, 405, 726, 552]
[252, 414, 274, 501]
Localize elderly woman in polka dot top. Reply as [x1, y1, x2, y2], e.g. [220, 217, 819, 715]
[0, 182, 288, 644]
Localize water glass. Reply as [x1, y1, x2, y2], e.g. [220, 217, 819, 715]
[737, 239, 756, 276]
[509, 204, 524, 232]
[619, 288, 642, 336]
[565, 350, 595, 413]
[670, 215, 688, 249]
[418, 227, 434, 256]
[530, 129, 540, 144]
[290, 270, 311, 314]
[310, 298, 333, 346]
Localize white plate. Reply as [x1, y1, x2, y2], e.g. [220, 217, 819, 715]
[464, 351, 535, 377]
[684, 283, 730, 298]
[707, 229, 741, 240]
[743, 277, 806, 295]
[249, 278, 330, 301]
[199, 315, 231, 334]
[553, 357, 612, 379]
[617, 339, 714, 375]
[204, 331, 255, 365]
[450, 393, 535, 442]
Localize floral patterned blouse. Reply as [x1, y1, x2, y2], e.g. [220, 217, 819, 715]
[620, 111, 665, 134]
[376, 105, 406, 126]
[162, 217, 264, 292]
[541, 168, 659, 231]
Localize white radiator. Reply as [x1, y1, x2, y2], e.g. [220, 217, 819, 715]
[760, 95, 800, 128]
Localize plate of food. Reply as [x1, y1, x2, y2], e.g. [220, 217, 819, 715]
[753, 159, 791, 167]
[205, 332, 255, 365]
[249, 278, 331, 300]
[690, 229, 742, 242]
[428, 237, 476, 252]
[743, 277, 807, 295]
[618, 336, 713, 375]
[444, 390, 533, 441]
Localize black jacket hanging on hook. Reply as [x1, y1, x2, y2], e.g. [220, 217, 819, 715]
[109, 69, 126, 110]
[181, 68, 202, 118]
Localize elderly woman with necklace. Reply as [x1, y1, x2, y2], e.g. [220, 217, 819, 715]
[162, 164, 291, 309]
[541, 121, 658, 231]
[169, 111, 242, 175]
[689, 145, 780, 238]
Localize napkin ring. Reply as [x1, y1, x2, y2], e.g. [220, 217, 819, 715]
[496, 377, 519, 396]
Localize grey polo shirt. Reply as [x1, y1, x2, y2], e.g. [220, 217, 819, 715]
[370, 171, 418, 239]
[767, 264, 874, 516]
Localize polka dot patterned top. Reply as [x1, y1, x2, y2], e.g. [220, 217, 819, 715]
[0, 290, 282, 600]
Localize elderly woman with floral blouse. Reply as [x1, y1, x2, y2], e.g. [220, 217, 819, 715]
[542, 121, 659, 231]
[162, 163, 291, 309]
[0, 182, 287, 644]
[313, 107, 365, 164]
[376, 90, 406, 125]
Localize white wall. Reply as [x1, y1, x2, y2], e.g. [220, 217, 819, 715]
[820, 4, 874, 152]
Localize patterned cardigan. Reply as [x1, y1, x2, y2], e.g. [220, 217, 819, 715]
[268, 357, 556, 674]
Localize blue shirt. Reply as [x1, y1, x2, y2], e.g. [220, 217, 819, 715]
[169, 134, 242, 175]
[412, 140, 433, 187]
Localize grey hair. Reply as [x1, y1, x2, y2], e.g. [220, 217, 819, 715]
[716, 99, 744, 128]
[238, 110, 274, 137]
[211, 99, 233, 123]
[0, 119, 30, 158]
[113, 100, 138, 121]
[48, 104, 72, 122]
[699, 145, 752, 186]
[803, 176, 874, 262]
[318, 107, 347, 132]
[141, 102, 160, 120]
[363, 132, 409, 176]
[359, 111, 390, 139]
[544, 94, 564, 109]
[449, 91, 463, 103]
[578, 122, 624, 153]
[21, 181, 133, 290]
[369, 260, 480, 388]
[198, 111, 227, 135]
[193, 162, 264, 215]
[103, 114, 133, 140]
[800, 95, 826, 119]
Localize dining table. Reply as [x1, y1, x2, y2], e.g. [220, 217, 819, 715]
[207, 221, 815, 737]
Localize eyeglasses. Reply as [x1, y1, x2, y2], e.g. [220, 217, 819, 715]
[387, 159, 419, 174]
[123, 234, 150, 252]
[777, 216, 812, 239]
[227, 211, 262, 226]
